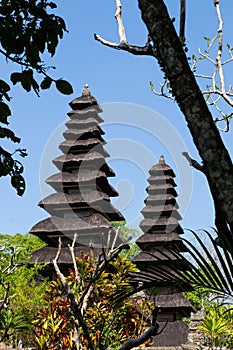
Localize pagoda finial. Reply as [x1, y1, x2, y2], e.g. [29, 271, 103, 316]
[159, 155, 165, 164]
[82, 84, 91, 96]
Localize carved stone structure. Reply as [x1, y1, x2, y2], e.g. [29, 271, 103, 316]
[187, 310, 207, 346]
[30, 85, 124, 276]
[133, 156, 195, 346]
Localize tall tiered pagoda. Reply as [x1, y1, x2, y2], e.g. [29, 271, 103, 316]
[133, 156, 195, 346]
[30, 85, 124, 275]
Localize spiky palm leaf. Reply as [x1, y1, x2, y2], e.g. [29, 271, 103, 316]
[113, 230, 233, 305]
[182, 230, 233, 300]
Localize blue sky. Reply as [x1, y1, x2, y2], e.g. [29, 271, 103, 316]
[0, 1, 232, 238]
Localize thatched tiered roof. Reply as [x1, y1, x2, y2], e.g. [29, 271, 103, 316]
[132, 156, 194, 345]
[133, 156, 189, 266]
[30, 85, 124, 268]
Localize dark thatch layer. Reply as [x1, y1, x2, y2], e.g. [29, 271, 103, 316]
[30, 213, 123, 247]
[39, 191, 110, 205]
[69, 94, 102, 112]
[53, 152, 115, 177]
[136, 233, 187, 251]
[149, 163, 175, 177]
[147, 175, 176, 185]
[141, 204, 179, 211]
[140, 218, 183, 235]
[67, 108, 103, 122]
[46, 170, 107, 183]
[141, 204, 180, 216]
[38, 191, 124, 221]
[59, 139, 107, 153]
[132, 250, 185, 263]
[136, 232, 184, 243]
[30, 213, 112, 234]
[141, 208, 181, 221]
[155, 293, 195, 310]
[30, 245, 104, 264]
[65, 117, 100, 129]
[63, 127, 104, 142]
[53, 151, 106, 163]
[146, 183, 177, 190]
[130, 269, 192, 292]
[64, 125, 104, 136]
[46, 171, 118, 197]
[140, 217, 180, 228]
[146, 184, 178, 196]
[144, 194, 177, 205]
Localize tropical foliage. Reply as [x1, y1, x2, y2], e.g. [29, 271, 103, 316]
[0, 233, 48, 346]
[198, 306, 233, 347]
[113, 222, 141, 258]
[113, 229, 233, 348]
[34, 252, 153, 350]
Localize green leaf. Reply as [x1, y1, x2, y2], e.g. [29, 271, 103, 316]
[55, 79, 73, 95]
[211, 35, 218, 42]
[0, 102, 11, 124]
[41, 76, 53, 90]
[6, 309, 12, 319]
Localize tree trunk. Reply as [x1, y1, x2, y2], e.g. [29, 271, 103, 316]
[138, 0, 233, 236]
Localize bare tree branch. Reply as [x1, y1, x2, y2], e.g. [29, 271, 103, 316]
[182, 152, 205, 173]
[94, 0, 154, 55]
[78, 242, 128, 307]
[115, 0, 127, 44]
[214, 0, 225, 94]
[68, 233, 80, 283]
[94, 33, 154, 56]
[190, 1, 233, 131]
[150, 80, 175, 100]
[53, 238, 161, 349]
[53, 238, 96, 350]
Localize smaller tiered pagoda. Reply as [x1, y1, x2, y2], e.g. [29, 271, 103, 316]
[133, 156, 195, 346]
[30, 85, 124, 276]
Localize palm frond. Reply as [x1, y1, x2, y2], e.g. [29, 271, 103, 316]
[113, 230, 233, 305]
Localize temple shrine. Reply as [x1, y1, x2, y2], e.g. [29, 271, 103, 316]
[30, 85, 124, 276]
[133, 156, 195, 346]
[29, 88, 195, 346]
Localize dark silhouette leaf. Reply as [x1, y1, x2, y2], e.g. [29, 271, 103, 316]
[10, 72, 22, 85]
[56, 79, 73, 95]
[11, 174, 25, 196]
[41, 76, 53, 90]
[0, 126, 20, 143]
[0, 102, 11, 124]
